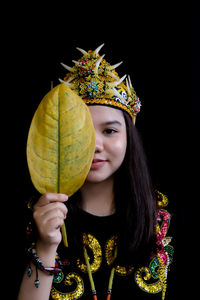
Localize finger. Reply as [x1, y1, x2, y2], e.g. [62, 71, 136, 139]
[42, 206, 67, 223]
[34, 193, 68, 208]
[34, 202, 68, 221]
[47, 216, 65, 231]
[45, 202, 68, 217]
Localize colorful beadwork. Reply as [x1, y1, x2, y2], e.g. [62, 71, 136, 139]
[61, 44, 141, 123]
[156, 209, 171, 266]
[27, 266, 32, 277]
[34, 279, 40, 288]
[134, 194, 174, 300]
[53, 272, 64, 284]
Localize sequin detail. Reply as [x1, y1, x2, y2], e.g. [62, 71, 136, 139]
[53, 272, 64, 284]
[50, 193, 173, 299]
[105, 235, 134, 276]
[77, 233, 102, 273]
[51, 273, 84, 300]
[135, 202, 174, 300]
[156, 209, 171, 265]
[155, 190, 169, 208]
[135, 254, 167, 299]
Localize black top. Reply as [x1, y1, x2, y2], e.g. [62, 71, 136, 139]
[49, 204, 173, 300]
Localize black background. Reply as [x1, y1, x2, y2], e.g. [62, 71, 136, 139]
[2, 1, 193, 298]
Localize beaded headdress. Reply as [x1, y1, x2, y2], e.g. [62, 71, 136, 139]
[59, 44, 141, 123]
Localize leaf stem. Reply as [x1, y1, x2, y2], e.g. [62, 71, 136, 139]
[61, 224, 68, 247]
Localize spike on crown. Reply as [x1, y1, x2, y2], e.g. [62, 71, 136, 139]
[60, 44, 141, 123]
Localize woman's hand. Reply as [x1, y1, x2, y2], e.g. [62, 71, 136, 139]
[18, 193, 68, 300]
[33, 193, 68, 254]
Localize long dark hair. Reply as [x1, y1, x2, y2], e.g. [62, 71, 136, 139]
[67, 109, 156, 267]
[114, 111, 156, 266]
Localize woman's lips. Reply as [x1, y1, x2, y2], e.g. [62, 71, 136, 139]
[91, 159, 107, 169]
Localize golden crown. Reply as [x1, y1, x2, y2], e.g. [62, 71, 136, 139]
[59, 44, 141, 123]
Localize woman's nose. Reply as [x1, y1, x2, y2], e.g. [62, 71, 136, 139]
[95, 133, 104, 153]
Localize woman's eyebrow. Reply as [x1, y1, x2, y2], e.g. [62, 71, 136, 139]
[101, 120, 122, 126]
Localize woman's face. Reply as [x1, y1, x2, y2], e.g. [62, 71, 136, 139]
[86, 105, 127, 183]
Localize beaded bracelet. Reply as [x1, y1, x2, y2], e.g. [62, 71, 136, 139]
[27, 244, 62, 288]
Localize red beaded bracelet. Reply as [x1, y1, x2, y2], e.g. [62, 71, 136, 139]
[27, 244, 62, 288]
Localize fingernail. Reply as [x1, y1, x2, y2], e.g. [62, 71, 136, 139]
[63, 194, 68, 201]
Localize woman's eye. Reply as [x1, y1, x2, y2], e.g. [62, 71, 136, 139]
[104, 128, 117, 134]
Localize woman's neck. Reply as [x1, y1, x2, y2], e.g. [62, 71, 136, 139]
[80, 176, 115, 216]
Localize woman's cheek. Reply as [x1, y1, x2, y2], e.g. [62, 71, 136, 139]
[110, 137, 127, 161]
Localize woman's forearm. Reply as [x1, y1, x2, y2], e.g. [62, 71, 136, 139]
[18, 242, 56, 300]
[18, 193, 68, 300]
[17, 263, 54, 300]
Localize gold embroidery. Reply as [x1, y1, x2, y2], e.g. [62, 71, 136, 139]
[157, 256, 167, 300]
[105, 235, 134, 276]
[155, 190, 169, 208]
[135, 250, 170, 300]
[51, 273, 84, 300]
[105, 235, 117, 265]
[135, 266, 163, 294]
[134, 203, 173, 300]
[51, 223, 172, 299]
[77, 233, 102, 273]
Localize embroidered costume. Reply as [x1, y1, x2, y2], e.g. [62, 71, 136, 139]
[26, 191, 173, 300]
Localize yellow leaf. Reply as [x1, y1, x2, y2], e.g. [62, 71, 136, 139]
[26, 83, 96, 196]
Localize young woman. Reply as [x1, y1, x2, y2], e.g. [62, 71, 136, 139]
[18, 45, 173, 300]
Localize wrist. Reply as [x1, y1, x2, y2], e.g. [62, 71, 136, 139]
[27, 244, 62, 288]
[36, 239, 58, 266]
